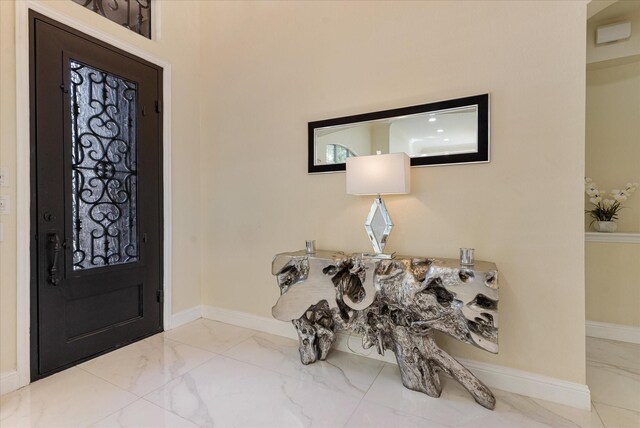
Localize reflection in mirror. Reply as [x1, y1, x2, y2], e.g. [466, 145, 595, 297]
[391, 106, 478, 157]
[326, 144, 356, 164]
[308, 94, 489, 173]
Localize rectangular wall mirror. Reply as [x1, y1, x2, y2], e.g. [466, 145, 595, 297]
[308, 94, 489, 173]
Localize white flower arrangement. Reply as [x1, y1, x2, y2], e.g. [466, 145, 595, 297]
[585, 178, 639, 223]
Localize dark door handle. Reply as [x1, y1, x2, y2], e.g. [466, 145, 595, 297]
[48, 233, 62, 286]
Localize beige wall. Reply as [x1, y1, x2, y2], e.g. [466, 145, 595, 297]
[199, 1, 588, 383]
[586, 242, 640, 326]
[585, 60, 640, 232]
[0, 0, 203, 373]
[1, 0, 18, 375]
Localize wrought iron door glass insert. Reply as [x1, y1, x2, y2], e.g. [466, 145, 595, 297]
[70, 60, 139, 270]
[72, 0, 151, 39]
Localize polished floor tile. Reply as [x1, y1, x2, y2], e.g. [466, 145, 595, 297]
[164, 319, 257, 354]
[364, 364, 496, 426]
[145, 355, 361, 427]
[80, 334, 216, 396]
[480, 392, 605, 428]
[364, 364, 603, 428]
[345, 400, 453, 428]
[587, 360, 640, 412]
[3, 319, 636, 428]
[586, 338, 640, 428]
[586, 337, 640, 371]
[223, 332, 385, 398]
[593, 402, 640, 428]
[0, 368, 137, 428]
[91, 398, 198, 427]
[518, 400, 605, 428]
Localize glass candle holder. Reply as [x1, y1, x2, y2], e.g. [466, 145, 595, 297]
[305, 240, 316, 254]
[460, 248, 475, 266]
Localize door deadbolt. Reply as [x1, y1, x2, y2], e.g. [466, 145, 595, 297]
[43, 211, 56, 222]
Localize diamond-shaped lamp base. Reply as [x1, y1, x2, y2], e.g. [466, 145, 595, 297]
[364, 196, 393, 255]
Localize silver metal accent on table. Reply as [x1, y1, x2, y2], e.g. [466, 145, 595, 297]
[272, 250, 499, 410]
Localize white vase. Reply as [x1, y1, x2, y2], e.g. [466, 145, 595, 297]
[594, 221, 617, 233]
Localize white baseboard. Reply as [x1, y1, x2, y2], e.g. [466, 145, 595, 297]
[456, 358, 590, 410]
[169, 305, 203, 330]
[1, 370, 20, 396]
[201, 305, 591, 410]
[586, 320, 640, 344]
[201, 305, 297, 339]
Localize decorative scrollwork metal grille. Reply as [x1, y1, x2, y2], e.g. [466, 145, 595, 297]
[72, 0, 151, 39]
[70, 60, 139, 270]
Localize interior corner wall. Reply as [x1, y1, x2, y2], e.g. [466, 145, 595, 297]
[0, 0, 203, 374]
[199, 1, 588, 384]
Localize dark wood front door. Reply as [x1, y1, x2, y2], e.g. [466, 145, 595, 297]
[30, 11, 163, 380]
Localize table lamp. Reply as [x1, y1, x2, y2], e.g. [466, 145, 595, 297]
[346, 152, 411, 258]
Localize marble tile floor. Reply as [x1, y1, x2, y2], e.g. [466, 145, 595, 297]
[586, 337, 640, 428]
[0, 319, 636, 428]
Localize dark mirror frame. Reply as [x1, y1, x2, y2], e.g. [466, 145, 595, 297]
[308, 94, 490, 174]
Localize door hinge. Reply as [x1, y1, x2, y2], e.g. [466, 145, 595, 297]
[156, 289, 164, 303]
[155, 100, 162, 113]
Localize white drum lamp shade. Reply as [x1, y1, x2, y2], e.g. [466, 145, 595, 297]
[346, 152, 411, 256]
[346, 152, 411, 195]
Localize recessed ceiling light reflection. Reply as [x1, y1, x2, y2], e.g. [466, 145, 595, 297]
[444, 138, 450, 142]
[428, 117, 436, 122]
[437, 129, 444, 133]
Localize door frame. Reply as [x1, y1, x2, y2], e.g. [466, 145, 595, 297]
[15, 0, 173, 388]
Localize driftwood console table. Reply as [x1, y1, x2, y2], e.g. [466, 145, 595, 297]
[271, 250, 499, 409]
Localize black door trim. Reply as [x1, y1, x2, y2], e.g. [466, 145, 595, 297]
[29, 10, 164, 381]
